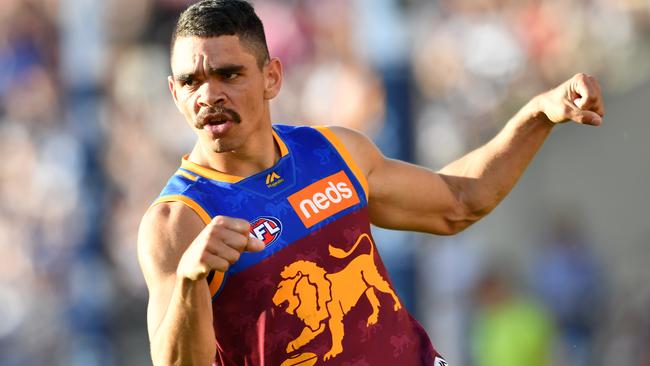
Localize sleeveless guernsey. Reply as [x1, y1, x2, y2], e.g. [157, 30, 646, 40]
[153, 125, 446, 366]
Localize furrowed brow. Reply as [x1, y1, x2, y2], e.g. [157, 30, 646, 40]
[207, 64, 245, 76]
[174, 73, 195, 83]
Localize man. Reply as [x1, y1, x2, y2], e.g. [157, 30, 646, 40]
[137, 0, 605, 365]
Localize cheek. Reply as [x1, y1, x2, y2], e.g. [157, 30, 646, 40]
[240, 83, 266, 115]
[178, 92, 198, 114]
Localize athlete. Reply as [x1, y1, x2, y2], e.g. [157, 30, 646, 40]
[137, 1, 605, 365]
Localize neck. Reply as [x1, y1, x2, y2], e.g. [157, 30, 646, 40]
[188, 126, 280, 178]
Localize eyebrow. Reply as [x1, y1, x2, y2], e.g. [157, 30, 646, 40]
[174, 64, 246, 81]
[175, 73, 194, 83]
[208, 64, 245, 76]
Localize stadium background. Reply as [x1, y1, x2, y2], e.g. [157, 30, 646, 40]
[1, 0, 649, 365]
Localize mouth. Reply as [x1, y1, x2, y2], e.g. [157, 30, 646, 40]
[196, 107, 241, 137]
[203, 113, 232, 126]
[203, 118, 234, 137]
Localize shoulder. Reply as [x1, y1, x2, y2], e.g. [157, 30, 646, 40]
[316, 125, 384, 176]
[139, 201, 205, 239]
[137, 202, 206, 280]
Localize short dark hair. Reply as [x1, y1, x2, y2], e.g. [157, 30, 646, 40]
[171, 0, 270, 68]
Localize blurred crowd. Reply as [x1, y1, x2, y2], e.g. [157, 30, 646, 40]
[1, 0, 649, 365]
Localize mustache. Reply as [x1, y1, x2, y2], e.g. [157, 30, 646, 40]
[195, 106, 242, 128]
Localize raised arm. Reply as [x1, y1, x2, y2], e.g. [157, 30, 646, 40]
[334, 73, 604, 235]
[137, 203, 264, 365]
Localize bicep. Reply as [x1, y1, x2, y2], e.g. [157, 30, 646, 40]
[326, 125, 467, 235]
[137, 202, 205, 339]
[367, 158, 466, 234]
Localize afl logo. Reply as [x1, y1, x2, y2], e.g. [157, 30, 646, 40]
[249, 216, 282, 245]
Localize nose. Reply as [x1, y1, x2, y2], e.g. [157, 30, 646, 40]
[197, 80, 226, 107]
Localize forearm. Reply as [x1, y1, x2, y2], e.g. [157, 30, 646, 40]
[359, 74, 602, 235]
[150, 277, 215, 366]
[439, 96, 554, 218]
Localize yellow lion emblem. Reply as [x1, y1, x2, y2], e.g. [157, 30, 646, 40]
[272, 233, 402, 361]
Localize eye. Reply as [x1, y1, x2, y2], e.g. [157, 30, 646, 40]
[177, 76, 198, 88]
[183, 79, 197, 87]
[224, 73, 239, 80]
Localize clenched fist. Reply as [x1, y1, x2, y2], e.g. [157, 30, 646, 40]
[177, 215, 265, 281]
[538, 73, 605, 126]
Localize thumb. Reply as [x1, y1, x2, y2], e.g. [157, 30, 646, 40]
[570, 109, 602, 126]
[245, 236, 266, 252]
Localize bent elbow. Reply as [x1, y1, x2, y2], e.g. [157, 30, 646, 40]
[437, 218, 472, 236]
[439, 202, 486, 235]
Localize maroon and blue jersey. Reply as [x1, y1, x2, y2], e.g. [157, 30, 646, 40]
[154, 125, 447, 365]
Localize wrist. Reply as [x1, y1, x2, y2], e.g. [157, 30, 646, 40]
[176, 268, 207, 282]
[175, 272, 206, 299]
[176, 248, 210, 282]
[175, 272, 195, 287]
[176, 263, 203, 284]
[526, 94, 555, 127]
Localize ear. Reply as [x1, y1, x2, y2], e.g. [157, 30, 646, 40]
[263, 57, 283, 100]
[167, 75, 178, 100]
[168, 75, 181, 109]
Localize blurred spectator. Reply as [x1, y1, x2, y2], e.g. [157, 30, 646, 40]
[530, 212, 605, 366]
[471, 264, 556, 366]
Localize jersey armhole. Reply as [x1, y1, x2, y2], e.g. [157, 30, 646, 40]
[152, 194, 212, 225]
[150, 195, 225, 298]
[312, 125, 369, 201]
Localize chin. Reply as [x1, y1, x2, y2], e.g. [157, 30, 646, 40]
[210, 138, 240, 153]
[210, 142, 231, 153]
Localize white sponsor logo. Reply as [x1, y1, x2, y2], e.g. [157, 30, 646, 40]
[298, 181, 353, 219]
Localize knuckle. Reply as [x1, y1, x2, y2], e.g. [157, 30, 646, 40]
[212, 215, 226, 226]
[214, 260, 229, 272]
[198, 252, 211, 265]
[205, 227, 220, 242]
[233, 235, 249, 249]
[236, 219, 251, 232]
[220, 259, 231, 272]
[229, 251, 241, 264]
[198, 250, 230, 272]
